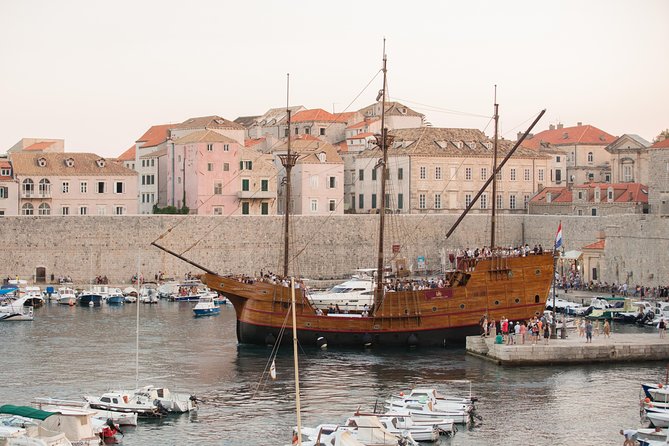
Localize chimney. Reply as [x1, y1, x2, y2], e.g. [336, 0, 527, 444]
[577, 121, 582, 127]
[557, 123, 564, 130]
[549, 124, 555, 131]
[517, 131, 523, 141]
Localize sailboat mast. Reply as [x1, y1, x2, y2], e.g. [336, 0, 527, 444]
[136, 255, 140, 389]
[490, 86, 499, 250]
[375, 45, 389, 309]
[290, 277, 302, 445]
[280, 74, 298, 278]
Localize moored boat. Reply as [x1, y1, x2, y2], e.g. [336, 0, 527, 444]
[57, 288, 77, 306]
[77, 293, 102, 307]
[83, 391, 164, 417]
[193, 295, 220, 317]
[0, 296, 35, 321]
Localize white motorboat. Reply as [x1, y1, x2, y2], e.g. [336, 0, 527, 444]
[378, 416, 439, 442]
[636, 427, 667, 443]
[647, 411, 669, 428]
[139, 283, 159, 304]
[131, 386, 197, 413]
[0, 296, 35, 321]
[0, 421, 71, 446]
[56, 288, 77, 306]
[345, 416, 416, 445]
[84, 391, 164, 417]
[23, 286, 45, 308]
[33, 398, 137, 426]
[193, 296, 220, 317]
[387, 388, 474, 413]
[385, 400, 470, 425]
[649, 388, 669, 404]
[308, 270, 375, 312]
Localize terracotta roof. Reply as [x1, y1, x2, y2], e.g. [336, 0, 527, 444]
[24, 141, 56, 151]
[358, 101, 423, 118]
[333, 111, 359, 123]
[336, 141, 349, 153]
[234, 116, 260, 128]
[347, 117, 380, 130]
[530, 187, 573, 204]
[136, 124, 173, 147]
[523, 124, 616, 150]
[245, 137, 266, 147]
[358, 127, 548, 159]
[291, 109, 346, 123]
[531, 183, 648, 204]
[141, 148, 167, 158]
[173, 115, 245, 131]
[0, 160, 11, 180]
[174, 130, 238, 145]
[347, 132, 375, 140]
[9, 152, 137, 176]
[117, 145, 136, 162]
[652, 138, 669, 149]
[272, 138, 343, 164]
[582, 240, 605, 250]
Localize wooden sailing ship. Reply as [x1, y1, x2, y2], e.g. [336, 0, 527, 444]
[154, 52, 554, 348]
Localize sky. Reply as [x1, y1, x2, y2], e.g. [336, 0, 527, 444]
[1, 0, 667, 157]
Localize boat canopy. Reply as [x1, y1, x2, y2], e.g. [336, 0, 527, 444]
[0, 404, 58, 420]
[0, 287, 17, 295]
[561, 250, 583, 260]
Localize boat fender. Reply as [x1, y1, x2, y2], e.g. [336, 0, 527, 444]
[123, 395, 129, 404]
[316, 336, 327, 349]
[265, 333, 276, 346]
[660, 383, 664, 389]
[407, 333, 419, 347]
[362, 333, 373, 347]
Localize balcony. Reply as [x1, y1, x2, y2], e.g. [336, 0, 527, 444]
[21, 189, 52, 198]
[237, 190, 275, 199]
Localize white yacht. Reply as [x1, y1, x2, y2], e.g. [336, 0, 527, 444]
[308, 269, 375, 312]
[0, 296, 35, 321]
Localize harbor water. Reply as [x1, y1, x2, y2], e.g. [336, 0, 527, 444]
[0, 301, 659, 445]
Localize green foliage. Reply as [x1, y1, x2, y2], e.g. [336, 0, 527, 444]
[654, 129, 669, 143]
[152, 204, 189, 214]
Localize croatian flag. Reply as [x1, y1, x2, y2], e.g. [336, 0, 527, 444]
[555, 221, 563, 250]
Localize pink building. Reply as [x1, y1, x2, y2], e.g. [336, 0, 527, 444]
[0, 159, 19, 216]
[10, 152, 138, 216]
[168, 130, 277, 215]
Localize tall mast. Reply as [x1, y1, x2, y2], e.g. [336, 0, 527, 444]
[490, 85, 499, 250]
[290, 277, 302, 445]
[279, 74, 298, 278]
[375, 41, 389, 309]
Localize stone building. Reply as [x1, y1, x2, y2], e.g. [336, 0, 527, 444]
[605, 134, 651, 185]
[235, 106, 306, 140]
[9, 152, 138, 216]
[522, 123, 616, 186]
[529, 182, 648, 216]
[354, 127, 549, 214]
[0, 158, 19, 216]
[357, 101, 424, 130]
[7, 138, 64, 154]
[277, 109, 358, 145]
[648, 137, 669, 215]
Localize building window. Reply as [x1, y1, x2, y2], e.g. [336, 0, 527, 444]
[97, 205, 106, 215]
[419, 193, 426, 209]
[310, 175, 319, 188]
[214, 182, 222, 195]
[524, 194, 530, 209]
[480, 193, 487, 209]
[556, 156, 561, 162]
[0, 187, 7, 199]
[320, 128, 325, 136]
[242, 202, 250, 214]
[294, 127, 298, 135]
[80, 206, 88, 215]
[398, 168, 403, 180]
[358, 194, 364, 209]
[497, 194, 503, 209]
[359, 169, 365, 181]
[207, 144, 213, 152]
[151, 159, 155, 167]
[261, 202, 269, 215]
[261, 179, 269, 191]
[623, 165, 633, 182]
[578, 191, 584, 200]
[327, 176, 336, 188]
[465, 167, 472, 181]
[496, 169, 502, 180]
[510, 168, 517, 181]
[588, 173, 595, 181]
[524, 169, 530, 181]
[605, 173, 611, 182]
[242, 179, 250, 191]
[304, 127, 310, 135]
[435, 194, 441, 209]
[114, 181, 124, 194]
[538, 169, 544, 182]
[435, 166, 442, 180]
[80, 182, 88, 193]
[555, 169, 562, 183]
[372, 169, 377, 181]
[465, 194, 472, 208]
[213, 206, 223, 215]
[310, 199, 318, 212]
[371, 194, 377, 209]
[510, 195, 517, 209]
[587, 152, 593, 163]
[240, 160, 253, 170]
[398, 193, 403, 209]
[223, 144, 229, 152]
[97, 181, 105, 194]
[22, 179, 34, 196]
[62, 182, 69, 193]
[591, 208, 597, 216]
[207, 163, 214, 171]
[21, 203, 34, 215]
[0, 168, 10, 176]
[38, 203, 50, 215]
[114, 206, 124, 215]
[224, 163, 229, 171]
[329, 200, 336, 212]
[607, 189, 614, 200]
[480, 167, 487, 181]
[61, 206, 69, 215]
[420, 166, 426, 179]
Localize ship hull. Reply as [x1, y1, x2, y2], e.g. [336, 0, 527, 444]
[203, 253, 554, 348]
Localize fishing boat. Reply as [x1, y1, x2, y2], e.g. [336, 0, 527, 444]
[193, 295, 220, 317]
[77, 293, 102, 307]
[57, 287, 77, 306]
[153, 52, 553, 348]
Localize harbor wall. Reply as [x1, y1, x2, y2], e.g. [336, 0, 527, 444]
[0, 214, 667, 286]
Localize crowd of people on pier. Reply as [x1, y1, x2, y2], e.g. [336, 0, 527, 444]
[458, 243, 545, 260]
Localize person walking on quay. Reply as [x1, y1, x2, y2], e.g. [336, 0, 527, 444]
[543, 323, 550, 345]
[519, 321, 527, 345]
[585, 320, 593, 343]
[603, 320, 611, 338]
[489, 318, 497, 337]
[578, 319, 586, 337]
[658, 318, 666, 339]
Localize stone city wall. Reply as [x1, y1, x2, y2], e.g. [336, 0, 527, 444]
[0, 214, 667, 287]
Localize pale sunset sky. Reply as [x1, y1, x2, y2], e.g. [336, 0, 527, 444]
[1, 0, 667, 157]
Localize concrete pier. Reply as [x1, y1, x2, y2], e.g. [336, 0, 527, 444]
[466, 333, 669, 366]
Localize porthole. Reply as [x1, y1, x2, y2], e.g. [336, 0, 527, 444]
[404, 309, 409, 314]
[305, 322, 312, 328]
[494, 300, 500, 306]
[460, 304, 465, 309]
[432, 306, 437, 312]
[535, 269, 541, 276]
[514, 298, 520, 304]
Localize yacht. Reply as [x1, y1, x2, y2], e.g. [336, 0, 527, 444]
[308, 269, 375, 312]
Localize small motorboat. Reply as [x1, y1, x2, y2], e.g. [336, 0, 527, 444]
[139, 283, 159, 304]
[0, 297, 35, 321]
[193, 295, 220, 317]
[84, 391, 164, 417]
[646, 411, 669, 428]
[131, 386, 198, 413]
[33, 397, 138, 426]
[23, 286, 45, 308]
[78, 293, 102, 307]
[57, 287, 77, 306]
[378, 416, 439, 442]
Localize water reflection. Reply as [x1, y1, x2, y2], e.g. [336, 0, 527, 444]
[0, 301, 661, 445]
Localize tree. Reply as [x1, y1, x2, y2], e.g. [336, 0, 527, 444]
[654, 129, 669, 143]
[152, 204, 189, 214]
